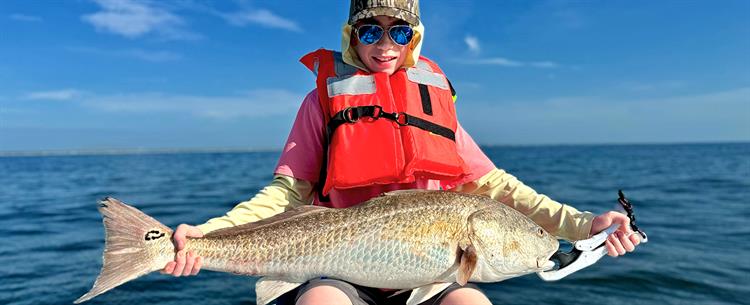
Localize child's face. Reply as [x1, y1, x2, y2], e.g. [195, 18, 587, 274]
[353, 16, 410, 75]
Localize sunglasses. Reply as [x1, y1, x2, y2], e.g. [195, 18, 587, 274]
[355, 24, 414, 46]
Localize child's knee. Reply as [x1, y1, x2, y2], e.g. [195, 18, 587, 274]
[438, 287, 491, 305]
[296, 284, 354, 305]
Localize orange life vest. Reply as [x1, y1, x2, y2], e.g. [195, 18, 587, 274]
[300, 49, 470, 196]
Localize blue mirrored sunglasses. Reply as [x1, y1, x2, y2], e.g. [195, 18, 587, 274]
[355, 24, 414, 46]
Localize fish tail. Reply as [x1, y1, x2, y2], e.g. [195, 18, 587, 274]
[75, 197, 174, 303]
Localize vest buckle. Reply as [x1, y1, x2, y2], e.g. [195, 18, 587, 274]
[395, 112, 409, 126]
[342, 107, 357, 123]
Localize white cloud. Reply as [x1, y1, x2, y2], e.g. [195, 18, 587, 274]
[459, 57, 561, 69]
[460, 87, 750, 144]
[462, 57, 524, 67]
[24, 89, 85, 101]
[82, 0, 199, 40]
[124, 49, 182, 62]
[530, 61, 560, 68]
[9, 14, 42, 22]
[464, 35, 480, 54]
[92, 90, 302, 119]
[222, 9, 302, 32]
[66, 46, 182, 62]
[82, 1, 302, 38]
[47, 89, 304, 119]
[460, 35, 559, 68]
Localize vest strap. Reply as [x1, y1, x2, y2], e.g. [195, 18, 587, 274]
[317, 131, 331, 202]
[327, 106, 456, 141]
[418, 84, 433, 115]
[401, 114, 455, 141]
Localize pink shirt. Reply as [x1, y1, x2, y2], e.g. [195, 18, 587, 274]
[275, 89, 496, 208]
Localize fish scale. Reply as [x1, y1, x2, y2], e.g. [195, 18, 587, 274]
[76, 190, 558, 305]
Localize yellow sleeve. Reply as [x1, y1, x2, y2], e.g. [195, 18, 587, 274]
[196, 174, 314, 234]
[452, 168, 595, 241]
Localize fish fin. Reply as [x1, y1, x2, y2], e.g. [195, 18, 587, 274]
[457, 245, 478, 286]
[405, 282, 453, 305]
[75, 197, 173, 303]
[255, 277, 304, 305]
[435, 242, 465, 281]
[205, 205, 328, 237]
[382, 189, 431, 196]
[389, 288, 411, 297]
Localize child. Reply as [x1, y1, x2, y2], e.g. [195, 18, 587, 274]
[163, 1, 641, 304]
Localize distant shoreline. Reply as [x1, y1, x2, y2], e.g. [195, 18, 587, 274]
[1, 141, 747, 158]
[0, 147, 280, 158]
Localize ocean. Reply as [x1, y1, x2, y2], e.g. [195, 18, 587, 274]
[1, 143, 748, 305]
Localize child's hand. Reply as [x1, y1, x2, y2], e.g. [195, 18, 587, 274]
[590, 211, 642, 257]
[162, 224, 204, 276]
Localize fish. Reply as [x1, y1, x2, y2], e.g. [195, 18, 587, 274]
[75, 190, 559, 305]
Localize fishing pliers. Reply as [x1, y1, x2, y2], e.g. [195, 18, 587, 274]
[537, 190, 649, 281]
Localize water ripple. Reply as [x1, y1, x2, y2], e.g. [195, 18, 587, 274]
[1, 144, 747, 305]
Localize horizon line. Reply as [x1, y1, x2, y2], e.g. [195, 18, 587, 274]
[1, 140, 748, 158]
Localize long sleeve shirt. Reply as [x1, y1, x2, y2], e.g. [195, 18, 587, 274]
[197, 89, 594, 241]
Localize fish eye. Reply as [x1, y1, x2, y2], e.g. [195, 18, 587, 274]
[537, 228, 545, 237]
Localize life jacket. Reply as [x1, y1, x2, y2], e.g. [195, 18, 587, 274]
[300, 48, 470, 197]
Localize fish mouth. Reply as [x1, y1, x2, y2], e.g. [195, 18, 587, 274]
[538, 241, 559, 271]
[536, 258, 556, 271]
[535, 250, 558, 271]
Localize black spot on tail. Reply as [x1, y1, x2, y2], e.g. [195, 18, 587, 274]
[98, 197, 113, 208]
[144, 230, 165, 241]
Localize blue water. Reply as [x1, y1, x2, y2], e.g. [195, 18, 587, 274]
[1, 143, 748, 305]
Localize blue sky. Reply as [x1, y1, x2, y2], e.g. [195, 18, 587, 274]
[1, 0, 748, 152]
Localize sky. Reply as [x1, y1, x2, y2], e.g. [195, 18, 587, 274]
[1, 0, 749, 152]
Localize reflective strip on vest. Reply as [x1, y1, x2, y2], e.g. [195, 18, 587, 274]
[406, 68, 449, 90]
[327, 75, 376, 97]
[415, 60, 433, 72]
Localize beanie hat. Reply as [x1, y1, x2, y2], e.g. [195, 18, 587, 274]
[348, 0, 420, 26]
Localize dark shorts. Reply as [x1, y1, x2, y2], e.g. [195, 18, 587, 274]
[273, 278, 483, 305]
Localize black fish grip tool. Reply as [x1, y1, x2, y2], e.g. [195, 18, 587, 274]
[537, 190, 648, 281]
